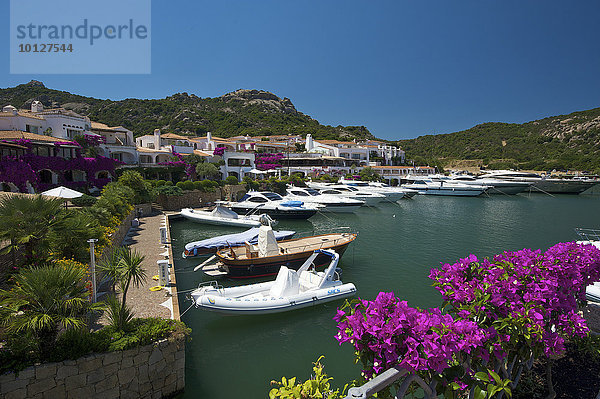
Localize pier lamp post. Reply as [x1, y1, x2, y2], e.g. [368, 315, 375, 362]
[88, 238, 98, 303]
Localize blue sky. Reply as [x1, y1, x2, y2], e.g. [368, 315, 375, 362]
[2, 0, 600, 140]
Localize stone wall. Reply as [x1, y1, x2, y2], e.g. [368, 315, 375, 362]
[155, 185, 248, 210]
[0, 337, 185, 399]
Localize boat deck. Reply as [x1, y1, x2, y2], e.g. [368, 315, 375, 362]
[222, 233, 356, 261]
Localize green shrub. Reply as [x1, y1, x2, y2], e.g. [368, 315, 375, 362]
[165, 181, 174, 186]
[225, 176, 239, 185]
[156, 179, 167, 187]
[181, 180, 195, 191]
[193, 181, 203, 190]
[118, 171, 154, 204]
[94, 182, 135, 220]
[199, 179, 218, 192]
[243, 176, 259, 191]
[154, 185, 184, 196]
[71, 194, 97, 207]
[0, 318, 190, 374]
[175, 181, 185, 189]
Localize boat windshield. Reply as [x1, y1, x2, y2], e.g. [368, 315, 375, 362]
[263, 192, 283, 201]
[290, 190, 309, 196]
[348, 182, 369, 187]
[306, 189, 321, 196]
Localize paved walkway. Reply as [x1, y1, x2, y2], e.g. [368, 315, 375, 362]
[118, 212, 178, 320]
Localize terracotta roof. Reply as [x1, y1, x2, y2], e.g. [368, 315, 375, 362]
[0, 130, 71, 143]
[192, 150, 211, 157]
[161, 133, 190, 140]
[0, 141, 27, 149]
[136, 147, 171, 154]
[90, 121, 129, 133]
[316, 140, 357, 146]
[371, 165, 433, 169]
[0, 111, 45, 120]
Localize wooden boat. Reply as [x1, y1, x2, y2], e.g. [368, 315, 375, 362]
[191, 250, 357, 314]
[205, 229, 357, 279]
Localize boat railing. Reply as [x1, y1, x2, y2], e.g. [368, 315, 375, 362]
[575, 228, 600, 242]
[196, 280, 223, 290]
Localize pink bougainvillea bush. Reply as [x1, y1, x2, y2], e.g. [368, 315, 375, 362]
[335, 242, 600, 397]
[0, 139, 120, 192]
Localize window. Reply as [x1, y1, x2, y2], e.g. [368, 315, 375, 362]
[248, 197, 268, 203]
[306, 189, 321, 196]
[291, 191, 308, 196]
[263, 192, 283, 201]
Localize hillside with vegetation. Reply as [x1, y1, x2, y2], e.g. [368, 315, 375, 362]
[397, 107, 600, 172]
[0, 81, 373, 141]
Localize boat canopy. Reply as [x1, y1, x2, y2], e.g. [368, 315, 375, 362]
[184, 228, 295, 255]
[211, 205, 240, 219]
[258, 224, 280, 257]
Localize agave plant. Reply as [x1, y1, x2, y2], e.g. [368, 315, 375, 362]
[0, 263, 105, 358]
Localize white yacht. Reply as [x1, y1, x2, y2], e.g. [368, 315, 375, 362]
[284, 187, 364, 213]
[428, 174, 530, 195]
[478, 170, 599, 194]
[338, 179, 408, 201]
[402, 177, 489, 197]
[306, 182, 386, 206]
[221, 191, 321, 220]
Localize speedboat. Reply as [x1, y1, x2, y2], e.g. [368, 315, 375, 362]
[478, 170, 599, 194]
[222, 191, 321, 220]
[284, 187, 364, 213]
[204, 222, 357, 279]
[180, 206, 274, 228]
[402, 177, 489, 197]
[190, 249, 357, 314]
[182, 227, 296, 258]
[307, 183, 386, 206]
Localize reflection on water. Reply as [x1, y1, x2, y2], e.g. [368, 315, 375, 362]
[171, 194, 600, 398]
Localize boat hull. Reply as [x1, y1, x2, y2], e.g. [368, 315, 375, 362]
[193, 283, 357, 314]
[531, 179, 598, 194]
[406, 186, 485, 196]
[216, 235, 356, 279]
[180, 209, 261, 227]
[229, 206, 318, 219]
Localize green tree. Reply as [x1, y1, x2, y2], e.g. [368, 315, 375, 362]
[196, 162, 221, 180]
[0, 264, 104, 358]
[0, 195, 64, 266]
[359, 166, 380, 182]
[49, 210, 104, 262]
[117, 170, 154, 204]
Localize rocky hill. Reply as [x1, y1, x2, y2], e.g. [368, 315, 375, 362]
[0, 81, 374, 141]
[397, 107, 600, 172]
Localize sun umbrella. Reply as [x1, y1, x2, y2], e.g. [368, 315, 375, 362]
[41, 186, 84, 199]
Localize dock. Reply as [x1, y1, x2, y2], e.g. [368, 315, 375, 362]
[112, 211, 181, 321]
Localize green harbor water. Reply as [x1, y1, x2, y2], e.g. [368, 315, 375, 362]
[170, 193, 600, 398]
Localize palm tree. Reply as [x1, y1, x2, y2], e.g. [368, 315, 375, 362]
[117, 246, 146, 314]
[0, 263, 105, 358]
[0, 195, 64, 266]
[49, 210, 103, 262]
[98, 247, 123, 293]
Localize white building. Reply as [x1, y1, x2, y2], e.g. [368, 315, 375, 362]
[90, 122, 138, 165]
[0, 102, 91, 139]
